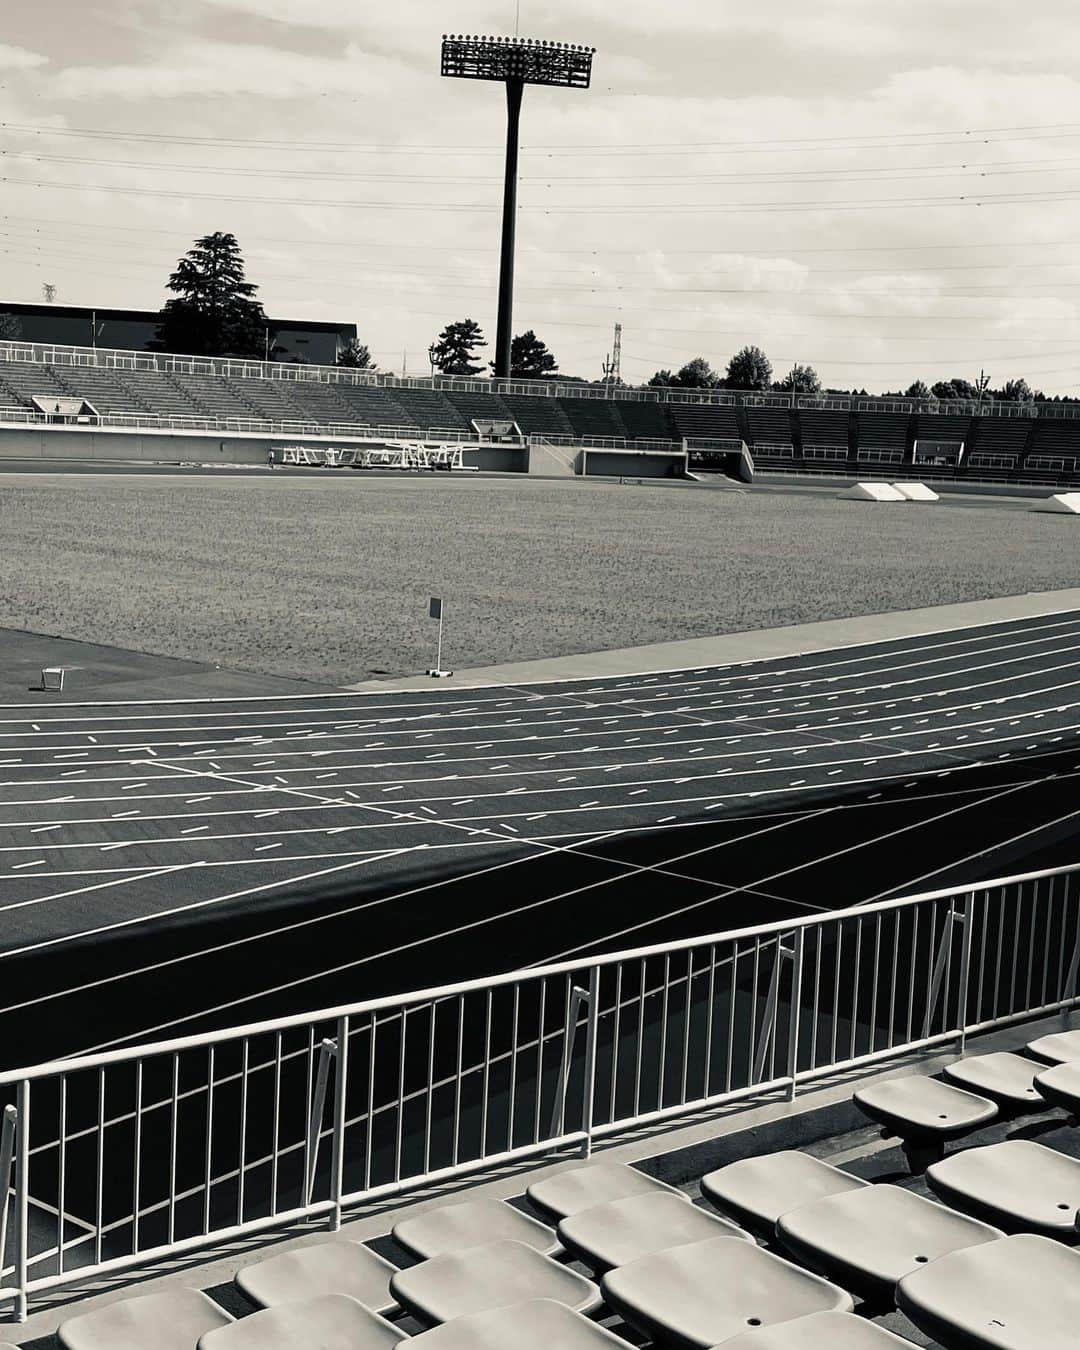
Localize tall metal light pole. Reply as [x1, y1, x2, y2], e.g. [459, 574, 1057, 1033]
[441, 35, 596, 379]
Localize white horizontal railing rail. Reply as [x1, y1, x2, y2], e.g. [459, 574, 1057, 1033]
[1, 860, 1078, 1317]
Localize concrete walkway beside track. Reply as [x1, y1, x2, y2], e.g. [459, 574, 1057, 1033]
[348, 587, 1080, 691]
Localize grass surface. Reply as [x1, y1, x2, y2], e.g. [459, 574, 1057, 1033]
[1, 473, 1077, 683]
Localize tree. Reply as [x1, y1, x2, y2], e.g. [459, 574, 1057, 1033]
[776, 363, 822, 395]
[726, 345, 772, 390]
[337, 339, 376, 370]
[499, 329, 557, 379]
[904, 380, 934, 400]
[429, 318, 486, 375]
[155, 232, 272, 358]
[648, 369, 675, 387]
[998, 377, 1034, 403]
[674, 356, 719, 388]
[0, 313, 22, 341]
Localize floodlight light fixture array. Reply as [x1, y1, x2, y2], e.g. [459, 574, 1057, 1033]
[441, 34, 596, 90]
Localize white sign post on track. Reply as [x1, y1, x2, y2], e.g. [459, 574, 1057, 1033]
[427, 596, 453, 677]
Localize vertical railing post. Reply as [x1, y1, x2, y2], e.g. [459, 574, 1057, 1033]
[13, 1082, 29, 1322]
[581, 966, 601, 1158]
[1061, 880, 1080, 1028]
[305, 1038, 338, 1210]
[922, 902, 963, 1040]
[956, 892, 976, 1053]
[550, 985, 589, 1141]
[0, 1104, 15, 1287]
[786, 929, 806, 1101]
[329, 1017, 349, 1232]
[753, 936, 794, 1085]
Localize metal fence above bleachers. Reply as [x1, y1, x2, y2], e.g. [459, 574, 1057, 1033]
[3, 339, 1080, 419]
[0, 861, 1077, 1319]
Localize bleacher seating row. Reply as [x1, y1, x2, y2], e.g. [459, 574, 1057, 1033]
[46, 1025, 1080, 1350]
[5, 355, 1080, 483]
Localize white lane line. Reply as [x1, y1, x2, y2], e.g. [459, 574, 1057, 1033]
[4, 685, 1067, 811]
[1, 613, 1075, 730]
[12, 859, 45, 869]
[4, 665, 1076, 776]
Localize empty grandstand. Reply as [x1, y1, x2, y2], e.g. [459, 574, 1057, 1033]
[4, 341, 1078, 487]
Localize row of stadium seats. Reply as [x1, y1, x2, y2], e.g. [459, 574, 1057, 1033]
[4, 357, 1080, 482]
[48, 1027, 1080, 1350]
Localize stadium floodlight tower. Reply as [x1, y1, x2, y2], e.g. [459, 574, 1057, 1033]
[441, 33, 596, 378]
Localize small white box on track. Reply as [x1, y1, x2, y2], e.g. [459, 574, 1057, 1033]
[842, 482, 906, 502]
[893, 482, 939, 502]
[1040, 492, 1080, 514]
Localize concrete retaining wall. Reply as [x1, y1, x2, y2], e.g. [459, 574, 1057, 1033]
[0, 424, 531, 473]
[581, 447, 690, 479]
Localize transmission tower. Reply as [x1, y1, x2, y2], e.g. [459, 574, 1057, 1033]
[603, 322, 622, 385]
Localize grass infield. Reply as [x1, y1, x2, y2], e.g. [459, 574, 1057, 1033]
[1, 473, 1077, 683]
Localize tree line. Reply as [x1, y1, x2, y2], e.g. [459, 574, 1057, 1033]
[0, 231, 1066, 403]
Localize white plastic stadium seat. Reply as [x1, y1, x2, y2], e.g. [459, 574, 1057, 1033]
[942, 1052, 1043, 1108]
[1035, 1060, 1080, 1115]
[775, 1182, 1004, 1301]
[700, 1150, 868, 1236]
[393, 1198, 559, 1259]
[556, 1191, 751, 1271]
[59, 1289, 232, 1350]
[842, 482, 906, 502]
[197, 1295, 403, 1350]
[525, 1160, 680, 1220]
[1026, 1029, 1080, 1064]
[406, 1298, 631, 1349]
[897, 1233, 1080, 1350]
[853, 1074, 997, 1170]
[892, 481, 939, 501]
[926, 1139, 1080, 1237]
[389, 1239, 603, 1325]
[235, 1240, 398, 1314]
[600, 1236, 852, 1350]
[720, 1310, 919, 1348]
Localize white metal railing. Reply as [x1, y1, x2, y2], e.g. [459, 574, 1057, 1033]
[1, 862, 1077, 1317]
[2, 340, 1079, 418]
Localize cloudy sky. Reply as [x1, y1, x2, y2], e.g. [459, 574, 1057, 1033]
[3, 1, 1080, 391]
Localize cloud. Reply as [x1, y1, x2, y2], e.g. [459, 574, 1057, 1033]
[0, 43, 48, 71]
[50, 39, 419, 101]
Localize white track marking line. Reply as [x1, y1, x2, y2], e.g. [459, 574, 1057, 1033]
[3, 618, 1079, 746]
[0, 851, 414, 960]
[0, 713, 1075, 853]
[538, 767, 1067, 963]
[0, 682, 1072, 814]
[0, 607, 1076, 726]
[3, 665, 1076, 781]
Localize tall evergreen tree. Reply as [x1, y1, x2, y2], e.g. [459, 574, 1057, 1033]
[337, 339, 376, 369]
[498, 329, 557, 379]
[155, 232, 272, 358]
[429, 318, 486, 375]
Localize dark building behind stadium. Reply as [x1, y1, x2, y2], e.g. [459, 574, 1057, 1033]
[0, 300, 357, 366]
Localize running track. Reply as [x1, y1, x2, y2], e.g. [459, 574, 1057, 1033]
[3, 609, 1080, 1066]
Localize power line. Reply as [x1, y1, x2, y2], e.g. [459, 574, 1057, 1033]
[10, 173, 1080, 215]
[4, 212, 1078, 257]
[9, 148, 1080, 187]
[6, 118, 1080, 155]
